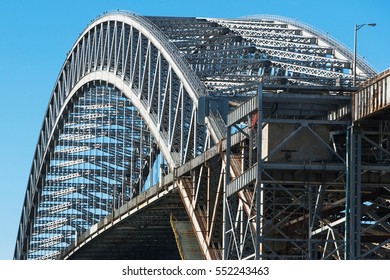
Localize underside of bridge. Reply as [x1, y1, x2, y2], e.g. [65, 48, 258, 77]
[65, 188, 186, 260]
[14, 11, 390, 260]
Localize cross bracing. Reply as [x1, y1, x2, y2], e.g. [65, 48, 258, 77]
[14, 11, 389, 260]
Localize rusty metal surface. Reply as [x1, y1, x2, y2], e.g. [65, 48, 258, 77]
[353, 68, 390, 121]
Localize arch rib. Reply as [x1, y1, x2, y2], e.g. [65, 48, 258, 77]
[14, 12, 208, 260]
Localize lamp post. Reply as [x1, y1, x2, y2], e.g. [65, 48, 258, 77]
[353, 23, 376, 86]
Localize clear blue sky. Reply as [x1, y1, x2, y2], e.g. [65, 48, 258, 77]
[0, 0, 389, 260]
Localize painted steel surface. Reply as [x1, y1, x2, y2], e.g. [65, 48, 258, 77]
[15, 11, 384, 260]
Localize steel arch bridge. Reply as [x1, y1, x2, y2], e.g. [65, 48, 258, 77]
[14, 11, 390, 260]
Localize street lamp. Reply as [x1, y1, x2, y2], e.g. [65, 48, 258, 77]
[353, 23, 376, 86]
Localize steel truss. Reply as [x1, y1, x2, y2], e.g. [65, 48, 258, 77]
[15, 12, 208, 260]
[347, 121, 390, 259]
[223, 84, 349, 259]
[14, 11, 388, 260]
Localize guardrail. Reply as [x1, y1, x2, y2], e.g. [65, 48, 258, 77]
[353, 68, 390, 121]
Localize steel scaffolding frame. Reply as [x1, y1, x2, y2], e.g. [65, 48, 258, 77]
[224, 84, 351, 259]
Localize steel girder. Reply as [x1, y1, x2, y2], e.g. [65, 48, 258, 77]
[14, 11, 380, 260]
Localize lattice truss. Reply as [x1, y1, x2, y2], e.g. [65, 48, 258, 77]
[15, 13, 208, 260]
[149, 15, 374, 91]
[222, 88, 351, 260]
[222, 89, 389, 260]
[348, 120, 390, 259]
[29, 86, 154, 259]
[15, 12, 385, 260]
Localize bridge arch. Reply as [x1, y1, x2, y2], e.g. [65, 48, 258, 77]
[14, 12, 209, 260]
[15, 11, 379, 260]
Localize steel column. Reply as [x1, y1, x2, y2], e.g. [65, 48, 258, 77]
[348, 125, 362, 259]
